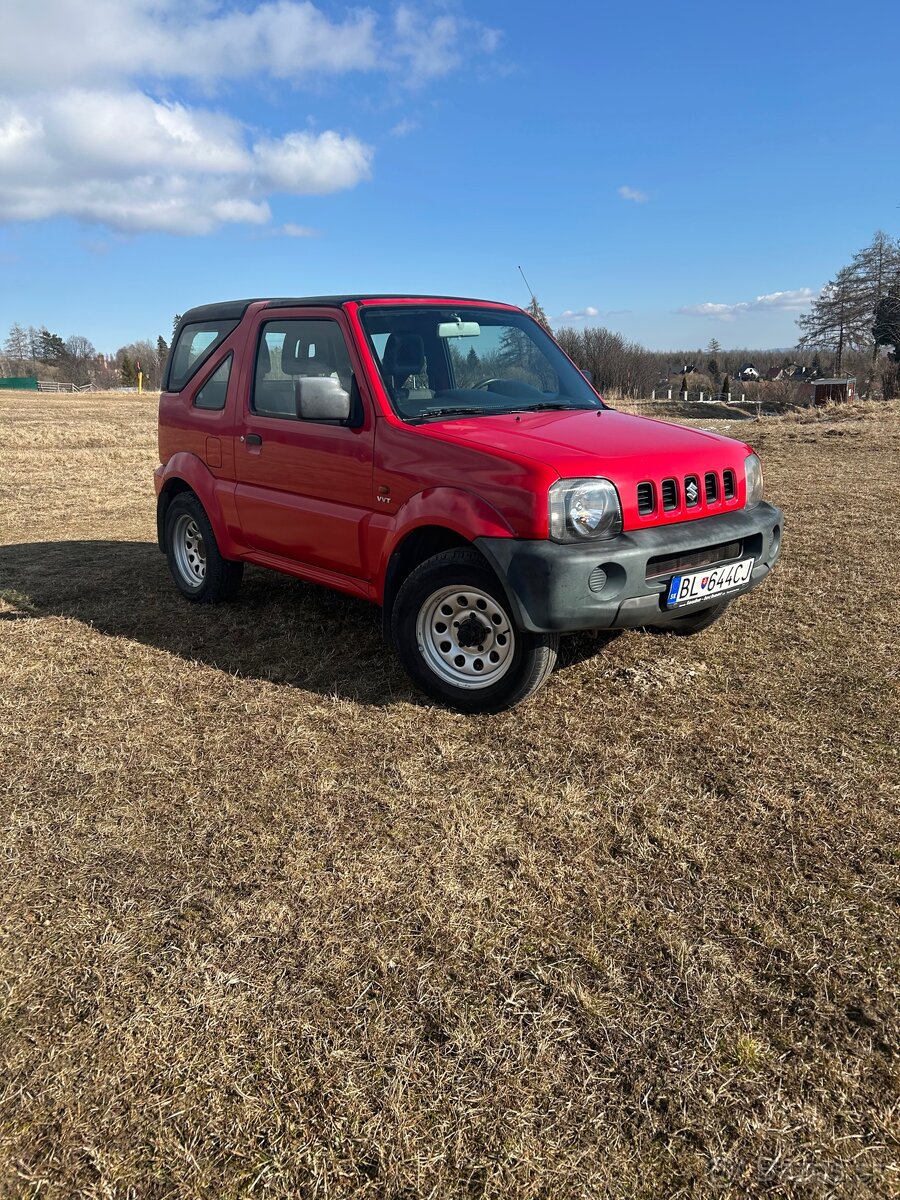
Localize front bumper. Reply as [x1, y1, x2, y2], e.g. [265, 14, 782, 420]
[475, 502, 783, 633]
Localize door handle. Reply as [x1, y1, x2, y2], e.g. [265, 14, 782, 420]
[242, 433, 262, 446]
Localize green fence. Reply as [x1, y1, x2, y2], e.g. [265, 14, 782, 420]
[0, 377, 38, 390]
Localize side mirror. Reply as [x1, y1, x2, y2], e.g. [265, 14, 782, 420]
[295, 376, 351, 422]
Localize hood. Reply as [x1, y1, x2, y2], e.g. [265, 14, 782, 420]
[424, 408, 750, 478]
[420, 407, 752, 529]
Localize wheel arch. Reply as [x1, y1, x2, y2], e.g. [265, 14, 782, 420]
[155, 453, 238, 557]
[156, 476, 195, 550]
[380, 525, 472, 640]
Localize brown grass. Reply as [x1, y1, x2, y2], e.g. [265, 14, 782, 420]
[1, 392, 898, 1199]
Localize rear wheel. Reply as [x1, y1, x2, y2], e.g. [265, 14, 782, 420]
[164, 492, 243, 603]
[391, 548, 558, 712]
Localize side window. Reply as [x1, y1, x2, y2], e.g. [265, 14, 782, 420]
[194, 354, 232, 411]
[253, 319, 354, 418]
[168, 319, 237, 391]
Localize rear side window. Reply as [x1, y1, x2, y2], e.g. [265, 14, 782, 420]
[193, 354, 232, 410]
[167, 320, 237, 391]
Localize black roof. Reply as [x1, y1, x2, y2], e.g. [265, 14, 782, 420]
[178, 294, 510, 325]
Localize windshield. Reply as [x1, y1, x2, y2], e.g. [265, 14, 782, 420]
[360, 305, 602, 421]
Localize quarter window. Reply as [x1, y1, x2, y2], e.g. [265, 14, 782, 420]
[194, 354, 232, 410]
[168, 320, 237, 391]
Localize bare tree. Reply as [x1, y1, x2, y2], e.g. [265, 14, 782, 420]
[526, 296, 552, 333]
[797, 266, 867, 375]
[847, 230, 900, 369]
[555, 325, 656, 398]
[4, 323, 31, 370]
[65, 334, 95, 361]
[798, 231, 900, 379]
[115, 339, 162, 388]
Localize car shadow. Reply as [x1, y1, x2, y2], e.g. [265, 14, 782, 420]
[0, 539, 414, 707]
[0, 539, 619, 707]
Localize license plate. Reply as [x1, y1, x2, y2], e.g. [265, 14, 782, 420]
[666, 557, 755, 608]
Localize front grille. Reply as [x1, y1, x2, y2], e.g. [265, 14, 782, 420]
[637, 468, 738, 517]
[661, 478, 678, 511]
[646, 539, 743, 581]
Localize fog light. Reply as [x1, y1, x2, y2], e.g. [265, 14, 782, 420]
[588, 566, 608, 593]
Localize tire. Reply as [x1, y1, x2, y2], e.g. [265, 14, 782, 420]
[391, 548, 558, 713]
[164, 491, 244, 603]
[653, 597, 732, 635]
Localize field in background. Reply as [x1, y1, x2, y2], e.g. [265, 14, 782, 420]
[1, 393, 898, 1198]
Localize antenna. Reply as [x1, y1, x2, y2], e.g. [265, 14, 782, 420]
[518, 265, 537, 305]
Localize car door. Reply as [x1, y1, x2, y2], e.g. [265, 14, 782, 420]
[233, 308, 375, 579]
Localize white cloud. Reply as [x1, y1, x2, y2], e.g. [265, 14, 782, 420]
[390, 5, 502, 83]
[253, 131, 372, 194]
[1, 0, 499, 91]
[677, 288, 818, 321]
[390, 118, 420, 138]
[0, 1, 379, 91]
[551, 307, 635, 324]
[0, 1, 499, 235]
[0, 92, 370, 234]
[618, 185, 648, 203]
[250, 222, 321, 240]
[555, 306, 601, 322]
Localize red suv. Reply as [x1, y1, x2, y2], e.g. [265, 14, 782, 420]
[155, 296, 782, 712]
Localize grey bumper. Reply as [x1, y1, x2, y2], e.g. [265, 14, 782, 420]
[475, 502, 783, 633]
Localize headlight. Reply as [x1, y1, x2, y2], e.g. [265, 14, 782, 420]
[549, 478, 622, 542]
[744, 453, 764, 508]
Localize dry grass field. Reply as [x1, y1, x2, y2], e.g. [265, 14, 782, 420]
[1, 392, 898, 1199]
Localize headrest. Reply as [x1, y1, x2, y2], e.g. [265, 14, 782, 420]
[281, 334, 332, 376]
[256, 340, 271, 376]
[383, 332, 425, 379]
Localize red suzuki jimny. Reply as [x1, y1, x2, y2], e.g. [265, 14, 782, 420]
[155, 295, 783, 712]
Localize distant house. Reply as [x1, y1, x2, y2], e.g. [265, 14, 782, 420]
[679, 362, 696, 375]
[798, 377, 856, 406]
[765, 363, 806, 381]
[738, 363, 760, 381]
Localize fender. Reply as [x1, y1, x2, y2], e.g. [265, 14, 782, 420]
[155, 453, 246, 559]
[370, 485, 516, 605]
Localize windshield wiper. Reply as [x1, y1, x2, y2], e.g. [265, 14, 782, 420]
[504, 402, 596, 413]
[413, 405, 489, 421]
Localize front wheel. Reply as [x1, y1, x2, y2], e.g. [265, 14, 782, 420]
[391, 548, 558, 713]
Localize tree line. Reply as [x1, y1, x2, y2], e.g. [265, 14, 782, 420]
[532, 232, 900, 402]
[1, 323, 171, 389]
[529, 293, 885, 403]
[5, 242, 899, 399]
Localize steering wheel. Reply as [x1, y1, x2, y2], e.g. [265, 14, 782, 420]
[470, 377, 503, 390]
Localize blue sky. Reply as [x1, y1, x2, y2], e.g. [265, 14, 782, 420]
[1, 0, 898, 353]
